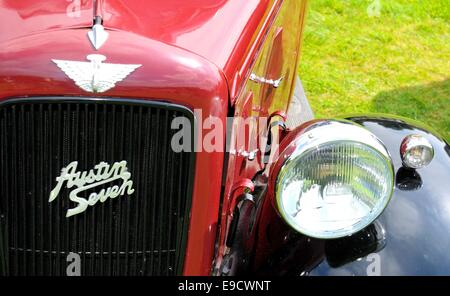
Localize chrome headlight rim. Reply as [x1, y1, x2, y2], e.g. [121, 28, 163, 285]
[273, 119, 395, 239]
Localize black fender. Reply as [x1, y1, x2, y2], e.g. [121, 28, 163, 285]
[249, 115, 450, 276]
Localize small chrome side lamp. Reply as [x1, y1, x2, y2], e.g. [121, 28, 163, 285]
[400, 134, 434, 169]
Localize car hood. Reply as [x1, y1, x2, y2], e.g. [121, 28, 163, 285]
[1, 0, 271, 72]
[0, 0, 94, 42]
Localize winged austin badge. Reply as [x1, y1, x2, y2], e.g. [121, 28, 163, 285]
[52, 54, 141, 93]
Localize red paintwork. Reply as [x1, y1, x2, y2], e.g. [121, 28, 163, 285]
[215, 0, 308, 270]
[0, 0, 308, 275]
[0, 0, 93, 42]
[1, 0, 276, 103]
[99, 0, 270, 94]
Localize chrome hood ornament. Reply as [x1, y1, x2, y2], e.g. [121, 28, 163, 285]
[49, 161, 135, 218]
[52, 54, 141, 93]
[88, 23, 109, 50]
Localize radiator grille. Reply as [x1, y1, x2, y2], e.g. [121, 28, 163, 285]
[0, 98, 195, 276]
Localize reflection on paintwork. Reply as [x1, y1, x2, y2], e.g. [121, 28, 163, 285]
[0, 0, 92, 42]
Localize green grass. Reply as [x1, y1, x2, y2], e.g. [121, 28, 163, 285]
[299, 0, 450, 140]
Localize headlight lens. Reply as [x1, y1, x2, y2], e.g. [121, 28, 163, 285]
[276, 120, 394, 239]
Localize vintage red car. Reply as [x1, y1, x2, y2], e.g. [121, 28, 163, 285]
[0, 0, 449, 276]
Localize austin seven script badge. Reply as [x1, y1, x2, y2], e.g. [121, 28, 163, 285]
[49, 161, 135, 218]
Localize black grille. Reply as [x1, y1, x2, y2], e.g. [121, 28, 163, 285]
[0, 98, 195, 276]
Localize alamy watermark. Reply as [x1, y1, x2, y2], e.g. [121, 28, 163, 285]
[170, 110, 281, 161]
[366, 253, 381, 276]
[367, 0, 382, 18]
[66, 0, 81, 18]
[66, 252, 81, 276]
[65, 251, 381, 276]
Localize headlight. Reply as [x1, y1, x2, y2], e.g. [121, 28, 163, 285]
[275, 120, 394, 239]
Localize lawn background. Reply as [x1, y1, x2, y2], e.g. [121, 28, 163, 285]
[299, 0, 449, 141]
